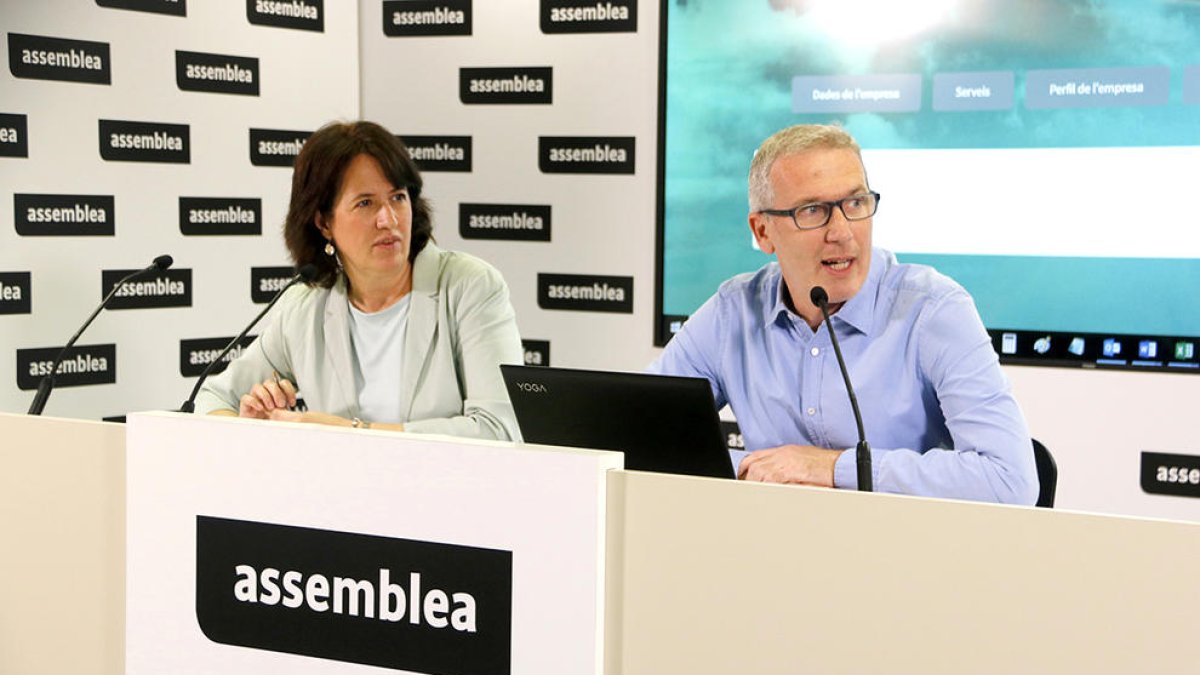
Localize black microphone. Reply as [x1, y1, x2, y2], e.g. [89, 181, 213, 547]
[28, 255, 174, 416]
[810, 286, 872, 492]
[179, 263, 318, 414]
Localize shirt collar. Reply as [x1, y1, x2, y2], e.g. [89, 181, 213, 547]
[764, 248, 888, 337]
[833, 247, 887, 336]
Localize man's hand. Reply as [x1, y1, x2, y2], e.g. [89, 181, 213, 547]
[738, 444, 843, 486]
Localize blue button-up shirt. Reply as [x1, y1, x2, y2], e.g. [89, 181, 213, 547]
[649, 249, 1037, 504]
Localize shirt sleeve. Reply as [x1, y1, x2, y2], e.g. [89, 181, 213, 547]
[833, 289, 1039, 504]
[645, 292, 729, 409]
[402, 261, 524, 441]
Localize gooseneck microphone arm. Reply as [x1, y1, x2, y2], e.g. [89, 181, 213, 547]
[810, 286, 873, 492]
[179, 264, 317, 414]
[28, 255, 174, 416]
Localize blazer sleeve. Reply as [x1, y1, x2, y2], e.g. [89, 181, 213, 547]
[191, 287, 300, 415]
[403, 258, 524, 440]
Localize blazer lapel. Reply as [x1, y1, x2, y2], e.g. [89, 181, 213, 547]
[400, 245, 441, 418]
[323, 276, 359, 416]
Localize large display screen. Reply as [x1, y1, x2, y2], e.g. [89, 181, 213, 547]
[656, 0, 1200, 371]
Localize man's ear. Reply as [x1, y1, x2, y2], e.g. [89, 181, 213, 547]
[748, 212, 776, 254]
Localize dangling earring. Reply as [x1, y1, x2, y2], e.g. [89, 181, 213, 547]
[324, 240, 335, 256]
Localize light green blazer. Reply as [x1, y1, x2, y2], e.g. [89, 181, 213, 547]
[194, 244, 523, 440]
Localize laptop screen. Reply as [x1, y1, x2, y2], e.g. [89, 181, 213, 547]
[501, 365, 736, 479]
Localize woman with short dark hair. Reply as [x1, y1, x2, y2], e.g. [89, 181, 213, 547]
[195, 120, 523, 440]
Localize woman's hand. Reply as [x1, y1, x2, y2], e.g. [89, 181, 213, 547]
[238, 374, 297, 418]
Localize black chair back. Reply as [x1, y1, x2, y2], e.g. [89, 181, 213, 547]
[1032, 439, 1058, 508]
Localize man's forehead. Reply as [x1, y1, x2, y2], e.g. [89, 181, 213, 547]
[769, 148, 867, 195]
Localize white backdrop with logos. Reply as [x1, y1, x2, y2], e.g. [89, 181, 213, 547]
[0, 0, 359, 419]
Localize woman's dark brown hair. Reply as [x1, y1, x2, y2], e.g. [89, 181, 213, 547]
[284, 120, 433, 288]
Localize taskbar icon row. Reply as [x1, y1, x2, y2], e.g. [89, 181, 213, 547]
[990, 329, 1199, 372]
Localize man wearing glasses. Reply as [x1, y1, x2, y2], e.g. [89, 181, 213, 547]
[649, 124, 1037, 504]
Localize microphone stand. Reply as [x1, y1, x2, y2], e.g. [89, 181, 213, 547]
[811, 286, 873, 492]
[28, 256, 173, 416]
[179, 264, 316, 413]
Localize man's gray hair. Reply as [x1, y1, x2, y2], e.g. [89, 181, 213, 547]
[747, 124, 863, 211]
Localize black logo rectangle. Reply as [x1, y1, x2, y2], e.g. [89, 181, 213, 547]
[1141, 451, 1200, 498]
[401, 135, 472, 172]
[460, 67, 552, 104]
[247, 0, 325, 32]
[0, 272, 32, 315]
[180, 197, 262, 235]
[540, 0, 637, 33]
[102, 268, 192, 309]
[521, 339, 550, 367]
[538, 136, 635, 174]
[176, 50, 259, 96]
[180, 335, 256, 377]
[99, 119, 190, 163]
[0, 113, 28, 157]
[720, 420, 744, 452]
[14, 194, 115, 236]
[7, 33, 111, 84]
[251, 266, 296, 303]
[537, 273, 633, 313]
[17, 343, 117, 390]
[384, 0, 472, 36]
[250, 128, 311, 166]
[460, 203, 551, 242]
[196, 516, 512, 674]
[95, 0, 188, 16]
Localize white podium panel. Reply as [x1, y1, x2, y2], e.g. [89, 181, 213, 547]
[606, 471, 1200, 674]
[126, 412, 621, 675]
[0, 412, 125, 675]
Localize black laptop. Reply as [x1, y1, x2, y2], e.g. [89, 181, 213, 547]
[501, 365, 736, 479]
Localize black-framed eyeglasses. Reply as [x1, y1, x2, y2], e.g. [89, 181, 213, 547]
[756, 191, 881, 230]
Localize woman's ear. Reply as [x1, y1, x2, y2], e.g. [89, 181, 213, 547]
[315, 212, 332, 240]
